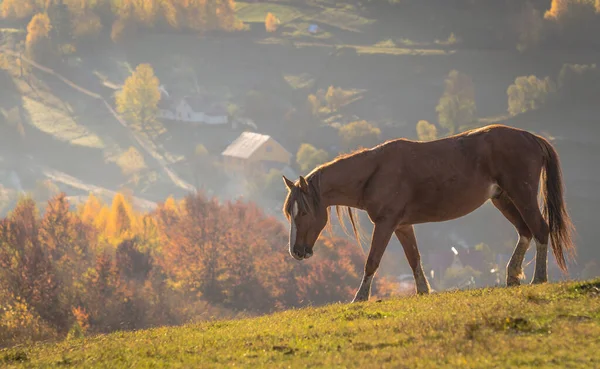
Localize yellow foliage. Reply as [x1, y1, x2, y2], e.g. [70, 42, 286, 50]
[265, 12, 279, 32]
[1, 0, 37, 19]
[94, 206, 110, 231]
[544, 0, 568, 20]
[26, 13, 52, 60]
[544, 0, 598, 20]
[116, 64, 161, 126]
[80, 192, 104, 224]
[163, 196, 179, 213]
[416, 120, 438, 141]
[296, 143, 329, 173]
[117, 146, 147, 177]
[105, 192, 138, 241]
[325, 86, 352, 112]
[338, 120, 381, 151]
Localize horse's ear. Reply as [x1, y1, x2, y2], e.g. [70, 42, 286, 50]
[282, 175, 295, 191]
[298, 176, 309, 193]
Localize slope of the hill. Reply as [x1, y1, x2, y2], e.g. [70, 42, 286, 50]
[2, 279, 599, 368]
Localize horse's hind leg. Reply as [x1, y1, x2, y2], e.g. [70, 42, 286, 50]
[492, 193, 533, 286]
[512, 197, 550, 285]
[395, 225, 431, 294]
[500, 188, 550, 285]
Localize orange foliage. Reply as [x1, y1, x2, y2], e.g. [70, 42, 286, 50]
[0, 190, 365, 346]
[25, 13, 52, 61]
[265, 12, 279, 32]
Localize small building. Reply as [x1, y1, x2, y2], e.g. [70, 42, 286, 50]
[174, 96, 229, 125]
[221, 132, 292, 175]
[156, 87, 229, 125]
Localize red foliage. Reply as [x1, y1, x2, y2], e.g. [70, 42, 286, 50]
[0, 191, 364, 345]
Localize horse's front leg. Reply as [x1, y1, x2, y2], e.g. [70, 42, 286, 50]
[352, 221, 395, 303]
[395, 225, 431, 294]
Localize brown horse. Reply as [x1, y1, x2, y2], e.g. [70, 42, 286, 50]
[282, 124, 575, 302]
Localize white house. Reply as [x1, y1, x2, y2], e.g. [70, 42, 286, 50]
[157, 87, 229, 125]
[174, 96, 228, 125]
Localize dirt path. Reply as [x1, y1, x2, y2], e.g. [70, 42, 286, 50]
[1, 48, 195, 193]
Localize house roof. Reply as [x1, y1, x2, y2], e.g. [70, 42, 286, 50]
[222, 132, 277, 159]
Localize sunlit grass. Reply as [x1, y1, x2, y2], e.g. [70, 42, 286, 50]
[2, 279, 599, 368]
[22, 97, 105, 148]
[236, 2, 305, 24]
[308, 7, 375, 33]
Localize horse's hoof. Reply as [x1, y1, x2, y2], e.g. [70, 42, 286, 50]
[352, 295, 368, 303]
[506, 278, 521, 287]
[531, 278, 547, 285]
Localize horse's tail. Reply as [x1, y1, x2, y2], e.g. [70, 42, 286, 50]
[534, 135, 576, 273]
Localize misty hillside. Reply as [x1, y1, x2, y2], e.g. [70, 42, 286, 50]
[1, 0, 600, 346]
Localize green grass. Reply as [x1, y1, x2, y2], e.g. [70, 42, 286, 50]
[235, 2, 306, 24]
[22, 96, 105, 149]
[2, 279, 599, 368]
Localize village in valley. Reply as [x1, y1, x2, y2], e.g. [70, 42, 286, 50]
[1, 1, 599, 363]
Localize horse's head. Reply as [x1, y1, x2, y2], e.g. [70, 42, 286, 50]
[282, 175, 328, 261]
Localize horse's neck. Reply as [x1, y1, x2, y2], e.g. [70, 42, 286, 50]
[317, 153, 373, 209]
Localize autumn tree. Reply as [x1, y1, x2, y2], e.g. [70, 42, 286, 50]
[1, 0, 38, 20]
[25, 13, 53, 62]
[80, 193, 104, 225]
[416, 120, 438, 141]
[544, 0, 599, 22]
[116, 64, 160, 128]
[296, 143, 329, 173]
[338, 120, 381, 151]
[307, 94, 320, 116]
[117, 146, 147, 183]
[105, 192, 138, 241]
[507, 75, 555, 115]
[265, 12, 279, 32]
[436, 70, 477, 135]
[0, 197, 62, 332]
[326, 86, 351, 112]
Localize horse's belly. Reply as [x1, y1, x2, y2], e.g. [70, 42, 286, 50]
[406, 182, 498, 224]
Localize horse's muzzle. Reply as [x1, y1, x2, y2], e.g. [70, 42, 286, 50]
[289, 244, 313, 260]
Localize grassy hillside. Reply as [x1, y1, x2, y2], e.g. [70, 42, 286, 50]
[2, 279, 599, 368]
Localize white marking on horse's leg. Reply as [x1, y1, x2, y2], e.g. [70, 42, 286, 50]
[289, 202, 298, 257]
[352, 274, 373, 303]
[531, 238, 548, 284]
[507, 235, 531, 286]
[414, 263, 431, 294]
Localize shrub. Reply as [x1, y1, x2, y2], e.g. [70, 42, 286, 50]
[338, 120, 381, 151]
[507, 75, 555, 115]
[296, 143, 329, 173]
[436, 70, 476, 134]
[416, 120, 438, 141]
